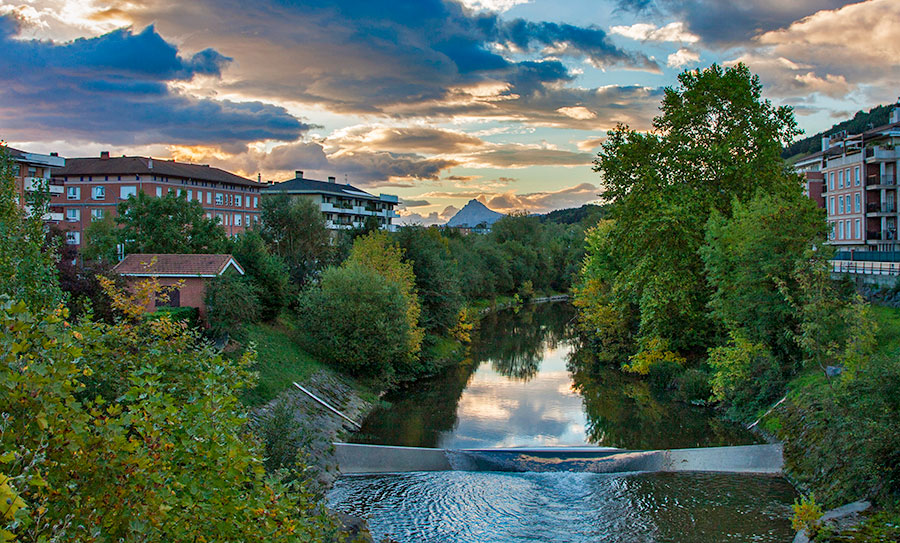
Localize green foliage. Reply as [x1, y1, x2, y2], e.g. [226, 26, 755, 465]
[792, 495, 824, 537]
[144, 305, 199, 326]
[0, 295, 342, 541]
[586, 63, 800, 354]
[707, 333, 784, 420]
[231, 230, 292, 320]
[702, 191, 828, 363]
[0, 144, 66, 313]
[539, 204, 608, 226]
[394, 226, 463, 334]
[81, 213, 120, 263]
[782, 103, 892, 159]
[625, 336, 686, 375]
[676, 368, 713, 404]
[205, 273, 261, 337]
[816, 510, 900, 543]
[259, 194, 331, 284]
[88, 191, 228, 255]
[296, 264, 413, 384]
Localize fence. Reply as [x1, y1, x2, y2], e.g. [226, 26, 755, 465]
[831, 260, 900, 276]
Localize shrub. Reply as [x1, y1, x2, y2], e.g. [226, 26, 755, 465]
[144, 305, 199, 326]
[625, 336, 685, 375]
[791, 494, 824, 537]
[676, 368, 713, 404]
[296, 264, 414, 384]
[708, 333, 785, 421]
[205, 273, 261, 337]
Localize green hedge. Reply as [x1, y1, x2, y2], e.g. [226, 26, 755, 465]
[144, 306, 199, 326]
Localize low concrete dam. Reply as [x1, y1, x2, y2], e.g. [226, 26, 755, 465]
[334, 442, 784, 475]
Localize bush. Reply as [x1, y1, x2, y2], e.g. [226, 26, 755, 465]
[708, 333, 785, 421]
[625, 336, 686, 375]
[296, 264, 414, 384]
[144, 306, 199, 327]
[676, 368, 713, 404]
[205, 274, 261, 337]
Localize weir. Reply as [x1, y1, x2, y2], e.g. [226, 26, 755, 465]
[333, 443, 783, 476]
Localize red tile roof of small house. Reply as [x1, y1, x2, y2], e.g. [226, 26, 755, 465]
[113, 254, 245, 277]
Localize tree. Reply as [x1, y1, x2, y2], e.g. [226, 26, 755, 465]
[205, 272, 262, 338]
[85, 191, 228, 256]
[81, 213, 119, 263]
[586, 63, 801, 354]
[0, 144, 65, 312]
[296, 264, 413, 383]
[230, 230, 292, 320]
[259, 194, 330, 284]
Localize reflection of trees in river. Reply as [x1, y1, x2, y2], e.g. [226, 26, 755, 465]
[354, 303, 575, 446]
[471, 303, 575, 382]
[566, 346, 757, 450]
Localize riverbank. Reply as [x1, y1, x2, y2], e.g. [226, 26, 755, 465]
[757, 304, 900, 541]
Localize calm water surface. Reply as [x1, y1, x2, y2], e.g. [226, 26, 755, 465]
[328, 303, 796, 542]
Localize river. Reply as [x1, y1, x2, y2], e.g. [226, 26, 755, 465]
[327, 302, 797, 542]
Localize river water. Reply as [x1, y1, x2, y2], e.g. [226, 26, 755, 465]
[327, 303, 797, 542]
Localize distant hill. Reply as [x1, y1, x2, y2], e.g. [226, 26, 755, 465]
[783, 104, 893, 160]
[540, 204, 608, 225]
[446, 199, 504, 227]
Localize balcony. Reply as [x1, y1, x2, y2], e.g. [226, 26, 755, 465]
[23, 177, 64, 195]
[866, 202, 897, 215]
[866, 174, 897, 189]
[867, 229, 898, 241]
[825, 154, 863, 169]
[866, 146, 900, 163]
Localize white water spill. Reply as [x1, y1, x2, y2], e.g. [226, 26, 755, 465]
[328, 470, 796, 543]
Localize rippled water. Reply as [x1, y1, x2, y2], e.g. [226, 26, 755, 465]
[328, 471, 797, 543]
[330, 303, 796, 542]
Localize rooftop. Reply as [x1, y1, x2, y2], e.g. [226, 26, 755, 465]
[263, 172, 387, 201]
[56, 154, 259, 188]
[113, 254, 245, 277]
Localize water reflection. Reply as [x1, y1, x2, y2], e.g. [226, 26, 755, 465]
[352, 303, 756, 450]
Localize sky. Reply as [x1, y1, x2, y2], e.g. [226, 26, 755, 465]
[1, 0, 898, 224]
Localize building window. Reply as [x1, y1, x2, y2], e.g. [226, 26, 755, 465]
[829, 172, 835, 190]
[855, 167, 860, 186]
[91, 208, 104, 221]
[253, 197, 258, 208]
[67, 186, 80, 200]
[855, 219, 861, 239]
[839, 197, 844, 214]
[215, 193, 224, 206]
[65, 231, 80, 245]
[92, 186, 105, 200]
[839, 221, 844, 240]
[234, 214, 242, 226]
[838, 170, 843, 189]
[120, 186, 137, 199]
[235, 195, 242, 207]
[855, 193, 861, 213]
[206, 192, 212, 205]
[829, 197, 835, 215]
[66, 208, 80, 222]
[245, 214, 251, 225]
[187, 189, 193, 201]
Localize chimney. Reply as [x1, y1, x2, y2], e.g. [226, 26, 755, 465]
[100, 151, 109, 160]
[328, 176, 336, 183]
[50, 152, 58, 157]
[258, 173, 262, 183]
[295, 170, 303, 179]
[148, 158, 153, 169]
[891, 97, 900, 124]
[821, 135, 831, 152]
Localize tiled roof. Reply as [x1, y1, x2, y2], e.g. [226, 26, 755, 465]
[56, 156, 261, 188]
[113, 254, 245, 277]
[262, 176, 379, 200]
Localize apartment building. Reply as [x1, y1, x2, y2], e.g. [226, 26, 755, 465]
[53, 152, 263, 246]
[261, 170, 399, 232]
[6, 146, 66, 221]
[797, 101, 900, 252]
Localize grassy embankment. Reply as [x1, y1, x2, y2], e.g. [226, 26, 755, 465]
[762, 304, 900, 541]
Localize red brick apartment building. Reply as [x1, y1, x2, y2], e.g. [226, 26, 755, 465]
[797, 101, 900, 252]
[53, 152, 263, 247]
[6, 146, 66, 221]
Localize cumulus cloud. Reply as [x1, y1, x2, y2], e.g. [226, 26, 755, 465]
[609, 21, 698, 43]
[666, 47, 699, 68]
[576, 137, 606, 151]
[614, 0, 856, 46]
[729, 0, 900, 101]
[0, 16, 308, 146]
[463, 145, 594, 168]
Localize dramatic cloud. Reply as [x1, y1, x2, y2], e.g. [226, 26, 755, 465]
[666, 47, 699, 68]
[419, 182, 599, 213]
[90, 0, 660, 127]
[0, 16, 308, 146]
[614, 0, 856, 45]
[576, 137, 606, 151]
[609, 21, 698, 43]
[463, 145, 593, 168]
[327, 125, 485, 154]
[730, 0, 900, 102]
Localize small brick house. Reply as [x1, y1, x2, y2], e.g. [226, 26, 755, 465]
[113, 254, 245, 319]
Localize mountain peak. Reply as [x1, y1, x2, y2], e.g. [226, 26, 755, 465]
[446, 199, 504, 227]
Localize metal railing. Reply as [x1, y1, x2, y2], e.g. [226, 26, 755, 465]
[866, 202, 897, 213]
[832, 260, 900, 276]
[834, 250, 900, 262]
[867, 230, 898, 241]
[866, 174, 896, 186]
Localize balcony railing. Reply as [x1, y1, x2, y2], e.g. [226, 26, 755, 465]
[868, 229, 898, 241]
[866, 174, 896, 187]
[866, 146, 900, 161]
[867, 202, 897, 213]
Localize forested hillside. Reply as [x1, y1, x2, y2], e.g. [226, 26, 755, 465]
[783, 104, 892, 159]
